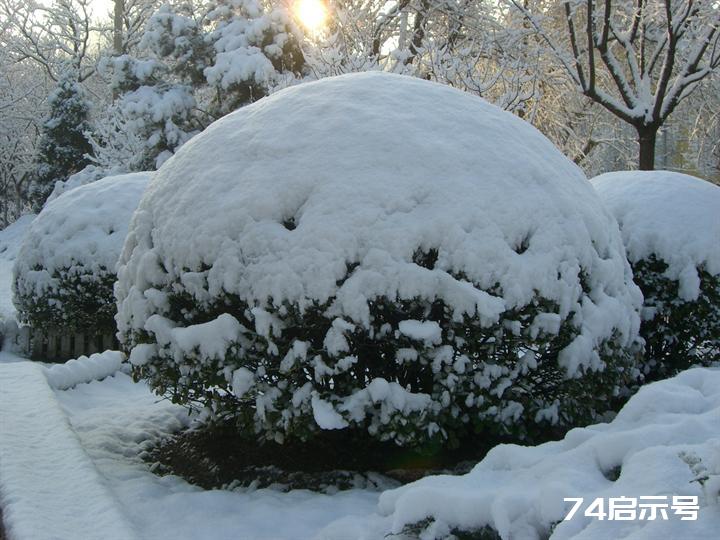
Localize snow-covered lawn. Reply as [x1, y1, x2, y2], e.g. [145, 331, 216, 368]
[0, 353, 383, 540]
[1, 353, 718, 540]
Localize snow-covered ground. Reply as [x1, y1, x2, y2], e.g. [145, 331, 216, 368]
[368, 368, 720, 539]
[0, 361, 139, 540]
[0, 350, 718, 539]
[58, 372, 381, 540]
[0, 355, 382, 540]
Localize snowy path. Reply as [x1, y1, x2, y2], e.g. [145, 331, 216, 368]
[55, 373, 383, 540]
[0, 357, 384, 540]
[0, 361, 139, 540]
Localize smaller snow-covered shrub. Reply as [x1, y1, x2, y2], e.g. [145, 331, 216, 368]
[117, 73, 642, 449]
[13, 172, 151, 336]
[592, 171, 720, 380]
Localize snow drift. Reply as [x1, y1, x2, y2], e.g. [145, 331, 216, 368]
[116, 72, 641, 445]
[366, 367, 720, 540]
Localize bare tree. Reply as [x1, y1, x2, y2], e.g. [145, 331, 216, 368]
[114, 0, 126, 55]
[0, 57, 46, 224]
[0, 0, 96, 82]
[107, 0, 160, 55]
[509, 0, 720, 170]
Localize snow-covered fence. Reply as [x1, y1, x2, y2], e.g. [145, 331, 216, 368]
[44, 350, 126, 390]
[24, 327, 119, 362]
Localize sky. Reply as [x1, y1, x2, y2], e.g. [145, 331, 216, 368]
[89, 0, 114, 21]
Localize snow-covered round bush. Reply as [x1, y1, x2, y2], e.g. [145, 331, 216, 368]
[13, 172, 151, 334]
[592, 171, 720, 380]
[117, 72, 641, 447]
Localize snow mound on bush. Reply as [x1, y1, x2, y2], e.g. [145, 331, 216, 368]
[46, 164, 122, 204]
[364, 367, 720, 539]
[117, 71, 640, 377]
[592, 171, 720, 295]
[14, 172, 151, 303]
[45, 350, 127, 390]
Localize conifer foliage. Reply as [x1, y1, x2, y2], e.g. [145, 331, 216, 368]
[93, 0, 305, 172]
[30, 72, 93, 209]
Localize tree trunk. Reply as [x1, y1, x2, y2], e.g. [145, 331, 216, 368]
[113, 0, 125, 56]
[637, 125, 658, 171]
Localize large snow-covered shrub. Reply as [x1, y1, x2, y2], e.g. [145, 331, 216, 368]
[14, 172, 151, 335]
[116, 72, 641, 447]
[592, 171, 720, 381]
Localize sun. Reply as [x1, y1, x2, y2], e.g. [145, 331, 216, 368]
[294, 0, 328, 32]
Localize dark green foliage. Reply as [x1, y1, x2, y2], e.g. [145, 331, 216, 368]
[634, 256, 720, 381]
[129, 258, 638, 449]
[30, 73, 92, 208]
[14, 266, 117, 335]
[401, 519, 502, 540]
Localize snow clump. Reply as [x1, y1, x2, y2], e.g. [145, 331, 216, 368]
[44, 350, 127, 390]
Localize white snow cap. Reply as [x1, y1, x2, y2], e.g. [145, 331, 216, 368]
[592, 171, 720, 300]
[14, 172, 151, 303]
[117, 72, 640, 375]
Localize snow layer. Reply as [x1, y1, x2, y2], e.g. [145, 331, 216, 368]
[6, 357, 717, 540]
[0, 214, 34, 322]
[44, 350, 127, 390]
[323, 367, 720, 539]
[54, 371, 382, 540]
[0, 362, 139, 540]
[117, 71, 640, 379]
[13, 172, 151, 308]
[592, 171, 720, 300]
[46, 164, 116, 203]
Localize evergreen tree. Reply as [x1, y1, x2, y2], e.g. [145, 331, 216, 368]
[203, 0, 305, 117]
[92, 0, 306, 174]
[30, 72, 93, 208]
[96, 53, 197, 171]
